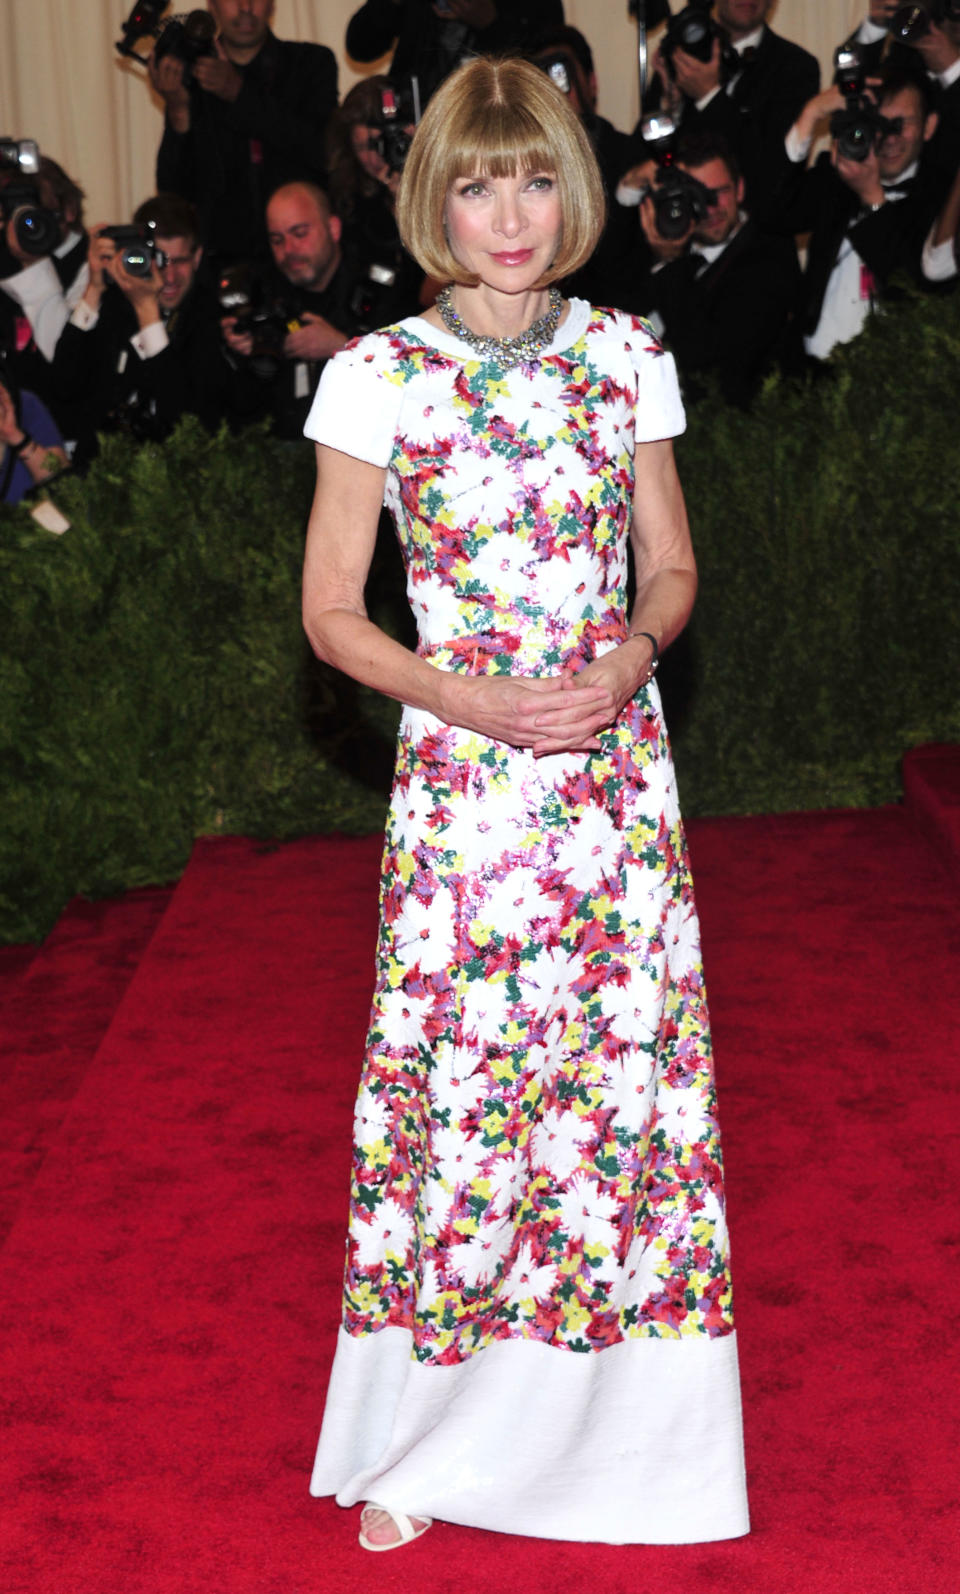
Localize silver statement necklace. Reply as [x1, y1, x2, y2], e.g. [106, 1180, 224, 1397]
[435, 284, 563, 370]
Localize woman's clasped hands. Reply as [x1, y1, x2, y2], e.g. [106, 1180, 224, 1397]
[450, 643, 650, 757]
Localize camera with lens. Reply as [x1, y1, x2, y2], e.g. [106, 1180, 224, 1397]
[660, 3, 737, 84]
[154, 10, 217, 84]
[890, 0, 960, 43]
[218, 262, 301, 376]
[638, 114, 717, 240]
[829, 86, 903, 163]
[0, 138, 61, 258]
[348, 261, 402, 336]
[116, 2, 216, 85]
[116, 0, 168, 55]
[369, 78, 421, 178]
[100, 223, 168, 277]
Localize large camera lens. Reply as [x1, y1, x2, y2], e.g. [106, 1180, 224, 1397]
[839, 124, 872, 160]
[119, 242, 154, 277]
[12, 203, 60, 257]
[829, 104, 879, 163]
[182, 9, 216, 50]
[678, 16, 712, 53]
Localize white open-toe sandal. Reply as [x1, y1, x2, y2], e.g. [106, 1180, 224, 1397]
[358, 1502, 433, 1552]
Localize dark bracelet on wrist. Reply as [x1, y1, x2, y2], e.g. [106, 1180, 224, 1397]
[9, 434, 34, 456]
[629, 629, 659, 672]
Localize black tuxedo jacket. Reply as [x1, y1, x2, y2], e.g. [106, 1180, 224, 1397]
[769, 150, 944, 337]
[0, 234, 88, 440]
[50, 280, 264, 460]
[637, 27, 820, 214]
[622, 217, 801, 405]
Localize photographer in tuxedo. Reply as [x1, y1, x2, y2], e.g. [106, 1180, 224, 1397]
[643, 0, 820, 211]
[775, 69, 942, 362]
[839, 4, 960, 185]
[51, 195, 254, 462]
[617, 131, 799, 405]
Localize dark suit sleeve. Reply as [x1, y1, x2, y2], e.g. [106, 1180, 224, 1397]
[157, 123, 197, 203]
[848, 179, 942, 288]
[762, 150, 836, 238]
[49, 316, 111, 408]
[648, 235, 800, 405]
[345, 0, 403, 63]
[689, 35, 821, 209]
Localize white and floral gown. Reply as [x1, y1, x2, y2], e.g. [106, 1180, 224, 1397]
[304, 299, 748, 1544]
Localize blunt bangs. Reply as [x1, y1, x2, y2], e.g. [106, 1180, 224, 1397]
[444, 100, 558, 184]
[397, 56, 605, 288]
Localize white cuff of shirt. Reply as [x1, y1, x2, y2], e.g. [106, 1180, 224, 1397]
[70, 298, 100, 331]
[938, 56, 960, 90]
[695, 85, 722, 112]
[922, 232, 958, 282]
[615, 181, 644, 208]
[130, 320, 169, 360]
[785, 124, 812, 164]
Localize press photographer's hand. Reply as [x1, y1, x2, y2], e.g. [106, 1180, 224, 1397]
[640, 193, 693, 261]
[671, 37, 722, 101]
[82, 224, 116, 309]
[192, 42, 243, 102]
[833, 142, 885, 208]
[148, 51, 191, 130]
[283, 313, 348, 362]
[221, 315, 255, 358]
[109, 252, 164, 325]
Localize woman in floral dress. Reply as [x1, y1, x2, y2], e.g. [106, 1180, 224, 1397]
[301, 56, 749, 1552]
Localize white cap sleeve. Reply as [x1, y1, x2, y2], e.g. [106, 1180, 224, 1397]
[619, 315, 687, 442]
[302, 333, 404, 466]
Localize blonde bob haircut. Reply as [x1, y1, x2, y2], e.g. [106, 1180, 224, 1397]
[396, 56, 606, 288]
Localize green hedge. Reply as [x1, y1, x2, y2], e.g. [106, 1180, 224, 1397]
[2, 290, 959, 943]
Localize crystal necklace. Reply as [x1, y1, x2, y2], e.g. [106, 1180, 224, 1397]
[435, 284, 563, 370]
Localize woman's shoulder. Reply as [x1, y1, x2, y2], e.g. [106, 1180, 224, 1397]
[574, 304, 685, 441]
[329, 318, 451, 384]
[579, 303, 670, 362]
[305, 319, 432, 458]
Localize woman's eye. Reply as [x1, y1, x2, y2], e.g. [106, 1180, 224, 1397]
[528, 174, 555, 191]
[458, 180, 486, 197]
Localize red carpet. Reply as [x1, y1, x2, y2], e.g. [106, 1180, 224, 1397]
[0, 887, 173, 1246]
[2, 755, 958, 1594]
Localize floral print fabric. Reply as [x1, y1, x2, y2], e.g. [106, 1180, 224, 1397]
[307, 303, 734, 1370]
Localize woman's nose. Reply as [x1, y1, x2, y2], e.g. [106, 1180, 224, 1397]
[493, 191, 525, 237]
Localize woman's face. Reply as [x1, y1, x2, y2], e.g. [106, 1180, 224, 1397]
[350, 124, 390, 187]
[443, 168, 562, 294]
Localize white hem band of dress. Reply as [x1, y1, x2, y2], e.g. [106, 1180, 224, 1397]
[311, 1325, 749, 1544]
